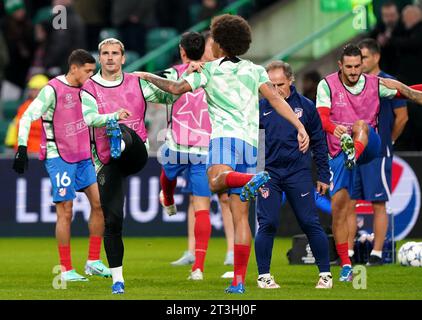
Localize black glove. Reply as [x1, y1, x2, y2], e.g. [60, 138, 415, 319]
[13, 145, 28, 174]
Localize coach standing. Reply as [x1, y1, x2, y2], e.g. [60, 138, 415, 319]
[255, 61, 332, 289]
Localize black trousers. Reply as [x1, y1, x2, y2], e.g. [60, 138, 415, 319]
[98, 125, 148, 268]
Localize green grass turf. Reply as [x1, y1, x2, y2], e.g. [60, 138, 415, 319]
[0, 237, 421, 300]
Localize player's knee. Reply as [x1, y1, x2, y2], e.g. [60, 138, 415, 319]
[104, 212, 123, 235]
[352, 120, 368, 134]
[57, 201, 73, 222]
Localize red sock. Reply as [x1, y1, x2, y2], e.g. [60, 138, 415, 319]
[192, 210, 211, 272]
[160, 169, 176, 206]
[233, 244, 251, 286]
[88, 236, 102, 261]
[354, 140, 365, 160]
[336, 242, 351, 267]
[225, 172, 254, 188]
[58, 245, 72, 272]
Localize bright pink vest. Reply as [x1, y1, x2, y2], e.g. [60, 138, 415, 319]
[82, 73, 147, 164]
[170, 64, 211, 148]
[325, 72, 380, 157]
[40, 77, 91, 162]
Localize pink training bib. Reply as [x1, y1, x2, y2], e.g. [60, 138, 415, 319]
[40, 77, 91, 162]
[170, 63, 211, 148]
[82, 73, 147, 164]
[325, 72, 380, 157]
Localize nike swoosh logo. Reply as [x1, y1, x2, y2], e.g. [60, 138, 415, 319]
[375, 193, 384, 197]
[301, 192, 310, 197]
[263, 111, 273, 116]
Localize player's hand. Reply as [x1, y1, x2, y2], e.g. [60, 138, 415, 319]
[117, 108, 132, 120]
[186, 61, 204, 75]
[380, 77, 403, 91]
[333, 125, 348, 139]
[297, 126, 309, 153]
[133, 71, 149, 80]
[316, 181, 329, 195]
[12, 145, 28, 174]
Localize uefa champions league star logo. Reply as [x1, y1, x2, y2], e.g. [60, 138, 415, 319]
[175, 91, 208, 127]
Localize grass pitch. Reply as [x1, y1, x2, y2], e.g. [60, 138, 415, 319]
[0, 237, 421, 300]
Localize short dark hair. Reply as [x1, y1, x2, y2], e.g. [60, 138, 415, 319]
[180, 32, 205, 61]
[340, 44, 362, 62]
[211, 14, 252, 57]
[358, 38, 380, 54]
[68, 49, 96, 67]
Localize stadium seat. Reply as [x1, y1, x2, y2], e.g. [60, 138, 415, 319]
[2, 100, 22, 120]
[0, 119, 10, 153]
[124, 50, 140, 67]
[146, 28, 179, 71]
[146, 28, 178, 52]
[32, 6, 52, 24]
[189, 3, 202, 25]
[99, 28, 120, 42]
[89, 51, 100, 70]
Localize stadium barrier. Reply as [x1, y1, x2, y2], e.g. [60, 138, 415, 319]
[0, 154, 421, 238]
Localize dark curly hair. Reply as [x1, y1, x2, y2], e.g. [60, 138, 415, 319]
[210, 14, 252, 57]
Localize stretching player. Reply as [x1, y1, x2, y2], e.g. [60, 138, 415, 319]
[165, 32, 234, 268]
[13, 50, 111, 281]
[316, 44, 422, 281]
[137, 14, 309, 294]
[80, 38, 173, 294]
[256, 61, 332, 289]
[157, 32, 213, 280]
[346, 39, 408, 266]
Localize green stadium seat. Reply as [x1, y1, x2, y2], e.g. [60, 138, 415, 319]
[0, 119, 10, 153]
[99, 28, 121, 42]
[146, 27, 178, 51]
[2, 100, 22, 120]
[32, 6, 52, 24]
[124, 50, 140, 67]
[146, 28, 179, 71]
[189, 3, 202, 25]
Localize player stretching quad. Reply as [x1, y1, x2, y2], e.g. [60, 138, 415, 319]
[316, 44, 422, 282]
[13, 50, 111, 282]
[137, 14, 309, 294]
[80, 38, 173, 294]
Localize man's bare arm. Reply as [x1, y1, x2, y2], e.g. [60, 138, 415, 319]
[392, 107, 408, 142]
[380, 78, 422, 104]
[134, 72, 192, 95]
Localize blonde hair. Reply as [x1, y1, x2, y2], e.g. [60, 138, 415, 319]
[98, 38, 125, 55]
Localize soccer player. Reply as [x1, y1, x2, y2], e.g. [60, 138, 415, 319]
[346, 39, 408, 266]
[137, 14, 309, 294]
[316, 44, 422, 282]
[255, 61, 332, 289]
[161, 32, 234, 269]
[157, 31, 213, 280]
[80, 38, 173, 294]
[13, 49, 111, 282]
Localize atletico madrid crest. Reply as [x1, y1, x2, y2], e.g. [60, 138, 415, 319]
[260, 187, 270, 199]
